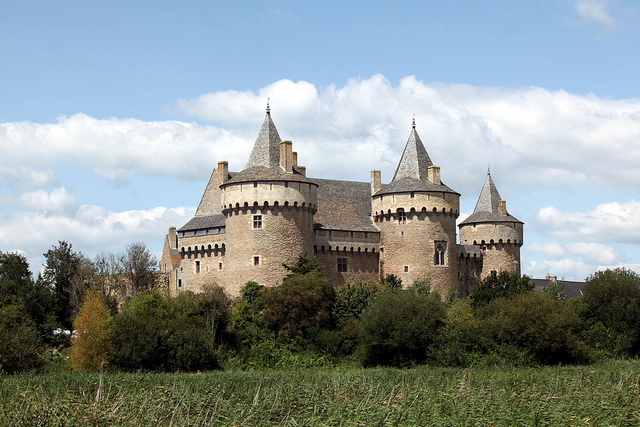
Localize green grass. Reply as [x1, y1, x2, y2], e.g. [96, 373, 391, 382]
[1, 360, 639, 426]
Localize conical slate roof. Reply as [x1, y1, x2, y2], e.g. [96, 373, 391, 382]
[391, 121, 433, 182]
[460, 170, 522, 225]
[375, 119, 458, 196]
[244, 108, 282, 170]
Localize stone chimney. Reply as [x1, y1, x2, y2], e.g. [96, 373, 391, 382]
[371, 170, 381, 195]
[169, 227, 177, 250]
[297, 166, 307, 177]
[217, 161, 229, 184]
[280, 141, 293, 173]
[498, 200, 507, 216]
[428, 166, 441, 185]
[292, 152, 298, 167]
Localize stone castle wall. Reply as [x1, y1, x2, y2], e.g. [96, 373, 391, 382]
[372, 192, 460, 293]
[459, 222, 523, 278]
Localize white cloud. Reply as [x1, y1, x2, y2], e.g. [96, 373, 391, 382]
[0, 203, 195, 273]
[535, 200, 640, 244]
[19, 187, 78, 214]
[573, 0, 618, 30]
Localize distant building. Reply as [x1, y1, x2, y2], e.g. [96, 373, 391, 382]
[532, 273, 585, 300]
[161, 106, 523, 297]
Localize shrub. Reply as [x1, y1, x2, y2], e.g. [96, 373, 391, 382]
[580, 268, 640, 357]
[358, 291, 446, 367]
[0, 304, 42, 374]
[71, 293, 114, 371]
[332, 281, 378, 328]
[262, 271, 335, 342]
[470, 270, 533, 307]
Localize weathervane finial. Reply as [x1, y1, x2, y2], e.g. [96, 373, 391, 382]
[266, 98, 270, 115]
[412, 114, 416, 129]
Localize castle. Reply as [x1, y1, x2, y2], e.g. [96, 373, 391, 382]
[160, 106, 523, 297]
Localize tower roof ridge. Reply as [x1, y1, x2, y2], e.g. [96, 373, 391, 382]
[391, 121, 433, 182]
[244, 108, 281, 170]
[473, 170, 502, 214]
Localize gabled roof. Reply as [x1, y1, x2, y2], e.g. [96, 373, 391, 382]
[392, 121, 433, 182]
[460, 171, 522, 225]
[178, 213, 226, 232]
[311, 178, 379, 232]
[244, 109, 282, 170]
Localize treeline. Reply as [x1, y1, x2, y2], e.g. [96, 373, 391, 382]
[0, 241, 157, 373]
[2, 247, 640, 374]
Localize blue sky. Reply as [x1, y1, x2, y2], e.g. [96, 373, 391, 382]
[1, 0, 639, 281]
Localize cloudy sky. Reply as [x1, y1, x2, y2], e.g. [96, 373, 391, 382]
[1, 0, 639, 281]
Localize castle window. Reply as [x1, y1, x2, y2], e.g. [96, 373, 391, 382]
[404, 265, 409, 272]
[411, 192, 415, 199]
[178, 279, 182, 288]
[254, 181, 258, 188]
[253, 215, 262, 229]
[435, 242, 446, 266]
[284, 181, 289, 188]
[195, 261, 200, 274]
[397, 208, 406, 224]
[219, 262, 223, 270]
[337, 258, 347, 272]
[253, 256, 260, 266]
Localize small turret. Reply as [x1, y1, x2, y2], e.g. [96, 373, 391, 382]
[459, 169, 523, 278]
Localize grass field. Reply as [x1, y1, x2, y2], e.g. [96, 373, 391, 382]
[1, 360, 639, 426]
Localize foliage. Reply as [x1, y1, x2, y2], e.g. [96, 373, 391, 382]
[408, 277, 431, 295]
[381, 273, 402, 291]
[0, 304, 43, 374]
[262, 270, 335, 342]
[358, 291, 446, 367]
[470, 270, 533, 307]
[580, 267, 640, 356]
[42, 241, 89, 327]
[331, 281, 378, 328]
[283, 253, 324, 276]
[119, 242, 158, 299]
[541, 279, 566, 301]
[241, 281, 264, 307]
[478, 292, 594, 365]
[111, 289, 221, 372]
[71, 293, 115, 372]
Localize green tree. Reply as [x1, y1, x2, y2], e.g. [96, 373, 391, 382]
[262, 269, 335, 342]
[332, 281, 379, 328]
[71, 293, 115, 371]
[358, 291, 446, 367]
[470, 270, 533, 307]
[119, 242, 158, 299]
[580, 268, 640, 356]
[42, 241, 88, 326]
[283, 253, 324, 276]
[0, 304, 43, 373]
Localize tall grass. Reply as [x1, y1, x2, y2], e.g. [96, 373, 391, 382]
[1, 360, 639, 426]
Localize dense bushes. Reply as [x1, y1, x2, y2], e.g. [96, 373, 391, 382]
[4, 243, 640, 373]
[358, 291, 445, 367]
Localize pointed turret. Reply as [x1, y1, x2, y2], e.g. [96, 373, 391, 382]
[460, 169, 522, 225]
[392, 118, 433, 182]
[244, 104, 282, 170]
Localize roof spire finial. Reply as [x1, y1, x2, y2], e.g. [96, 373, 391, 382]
[488, 164, 491, 175]
[412, 114, 416, 129]
[266, 98, 271, 115]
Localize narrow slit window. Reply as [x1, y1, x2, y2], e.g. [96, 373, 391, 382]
[253, 256, 260, 266]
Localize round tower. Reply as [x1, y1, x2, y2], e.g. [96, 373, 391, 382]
[220, 108, 318, 295]
[458, 170, 524, 279]
[372, 120, 460, 294]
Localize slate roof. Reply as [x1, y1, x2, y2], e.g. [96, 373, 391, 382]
[377, 120, 458, 196]
[223, 166, 316, 186]
[532, 278, 585, 300]
[178, 213, 226, 232]
[244, 109, 282, 170]
[460, 171, 522, 225]
[375, 177, 459, 196]
[392, 122, 433, 182]
[311, 178, 379, 232]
